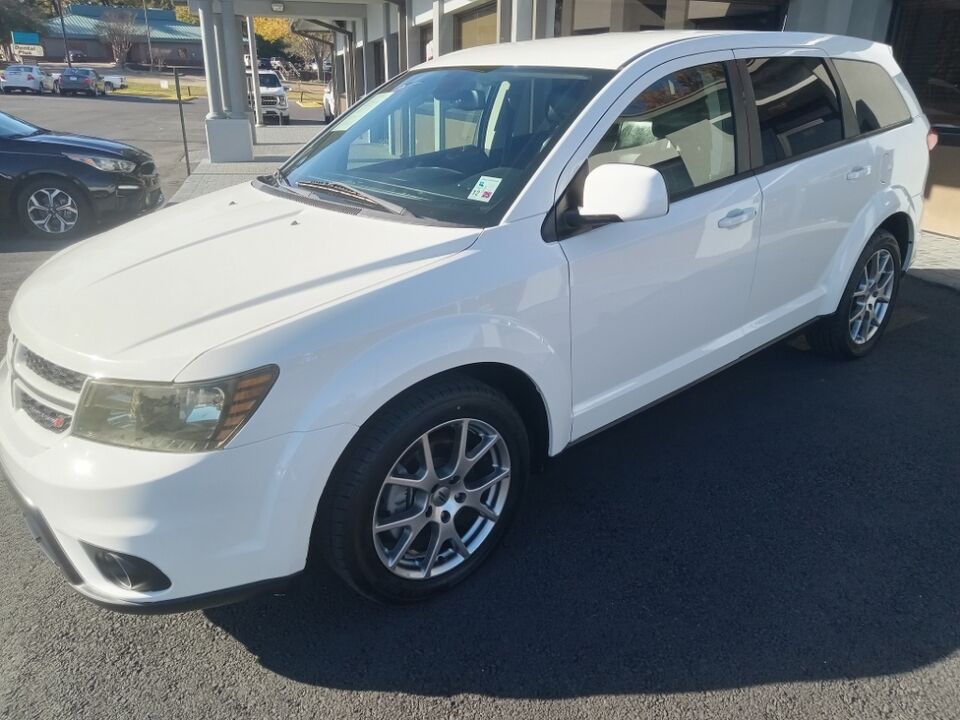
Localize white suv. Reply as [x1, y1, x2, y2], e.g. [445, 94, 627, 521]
[0, 31, 932, 612]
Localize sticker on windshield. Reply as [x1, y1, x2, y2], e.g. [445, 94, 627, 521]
[467, 176, 502, 203]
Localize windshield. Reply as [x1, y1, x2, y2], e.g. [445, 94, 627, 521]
[258, 73, 282, 88]
[280, 66, 612, 226]
[0, 112, 39, 138]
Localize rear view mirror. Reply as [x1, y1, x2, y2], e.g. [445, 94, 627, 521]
[579, 164, 669, 223]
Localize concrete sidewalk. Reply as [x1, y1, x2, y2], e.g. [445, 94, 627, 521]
[170, 124, 321, 203]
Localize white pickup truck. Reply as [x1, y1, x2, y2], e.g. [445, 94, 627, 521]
[246, 69, 290, 124]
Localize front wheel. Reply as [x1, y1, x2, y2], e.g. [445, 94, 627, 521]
[317, 375, 529, 603]
[17, 178, 91, 241]
[806, 228, 902, 359]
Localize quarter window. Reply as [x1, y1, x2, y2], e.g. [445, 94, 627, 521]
[587, 62, 737, 199]
[745, 57, 843, 165]
[833, 59, 912, 134]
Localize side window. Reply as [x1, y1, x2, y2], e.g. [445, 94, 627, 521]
[745, 57, 843, 165]
[833, 58, 912, 134]
[587, 62, 737, 199]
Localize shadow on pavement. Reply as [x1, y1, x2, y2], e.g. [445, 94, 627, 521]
[206, 276, 960, 699]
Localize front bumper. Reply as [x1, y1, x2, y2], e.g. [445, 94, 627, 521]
[0, 357, 355, 612]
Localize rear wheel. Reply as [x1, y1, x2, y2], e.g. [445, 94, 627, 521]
[806, 228, 902, 359]
[317, 374, 529, 603]
[17, 178, 91, 242]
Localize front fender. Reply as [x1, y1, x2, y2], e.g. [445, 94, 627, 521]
[295, 312, 572, 455]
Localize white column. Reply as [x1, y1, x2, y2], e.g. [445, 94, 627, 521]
[512, 0, 534, 40]
[212, 13, 232, 114]
[219, 0, 246, 119]
[432, 0, 452, 55]
[195, 0, 223, 118]
[246, 16, 263, 127]
[360, 15, 372, 94]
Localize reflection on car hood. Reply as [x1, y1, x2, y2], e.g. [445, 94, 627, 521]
[11, 182, 480, 380]
[18, 131, 148, 161]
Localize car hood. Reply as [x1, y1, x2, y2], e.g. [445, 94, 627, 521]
[18, 130, 148, 161]
[11, 182, 480, 381]
[258, 86, 286, 96]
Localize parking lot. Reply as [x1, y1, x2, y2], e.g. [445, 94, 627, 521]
[0, 89, 326, 229]
[2, 91, 960, 718]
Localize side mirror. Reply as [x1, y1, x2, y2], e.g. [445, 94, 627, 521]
[578, 163, 669, 224]
[283, 85, 291, 91]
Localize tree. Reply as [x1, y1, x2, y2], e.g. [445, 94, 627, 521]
[174, 6, 197, 25]
[286, 31, 329, 78]
[97, 8, 140, 67]
[1, 0, 43, 61]
[254, 16, 290, 44]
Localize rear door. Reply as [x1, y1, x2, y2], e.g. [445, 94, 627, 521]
[735, 50, 874, 342]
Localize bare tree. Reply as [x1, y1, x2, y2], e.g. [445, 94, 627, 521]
[96, 9, 140, 67]
[286, 31, 329, 81]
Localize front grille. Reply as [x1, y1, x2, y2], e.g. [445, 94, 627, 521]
[20, 345, 88, 392]
[19, 392, 72, 433]
[9, 338, 86, 435]
[261, 96, 279, 106]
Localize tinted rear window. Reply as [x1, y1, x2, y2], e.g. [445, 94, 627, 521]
[833, 59, 912, 133]
[745, 57, 844, 166]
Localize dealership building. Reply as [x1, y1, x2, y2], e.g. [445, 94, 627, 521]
[185, 0, 958, 231]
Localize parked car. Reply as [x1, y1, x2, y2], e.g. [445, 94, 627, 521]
[58, 67, 107, 97]
[0, 65, 57, 95]
[0, 31, 933, 613]
[247, 69, 290, 124]
[0, 111, 162, 240]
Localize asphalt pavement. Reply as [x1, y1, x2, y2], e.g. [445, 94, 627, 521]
[1, 222, 959, 718]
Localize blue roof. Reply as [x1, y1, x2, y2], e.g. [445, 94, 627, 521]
[43, 4, 201, 42]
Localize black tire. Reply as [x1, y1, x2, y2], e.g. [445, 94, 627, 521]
[87, 89, 96, 97]
[280, 114, 290, 125]
[806, 228, 902, 359]
[16, 177, 92, 242]
[317, 374, 529, 603]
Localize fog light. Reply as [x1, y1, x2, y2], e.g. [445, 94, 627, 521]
[83, 543, 171, 592]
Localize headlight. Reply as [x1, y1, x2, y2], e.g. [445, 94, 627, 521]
[278, 96, 287, 107]
[73, 366, 278, 452]
[65, 153, 138, 174]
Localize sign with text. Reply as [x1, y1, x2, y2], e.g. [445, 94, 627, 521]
[12, 43, 44, 57]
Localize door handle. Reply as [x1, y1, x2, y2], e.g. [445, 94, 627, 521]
[717, 207, 757, 229]
[846, 166, 872, 181]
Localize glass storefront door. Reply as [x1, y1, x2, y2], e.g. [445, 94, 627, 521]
[891, 0, 960, 236]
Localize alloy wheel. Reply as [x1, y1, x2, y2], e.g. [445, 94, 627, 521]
[849, 248, 895, 345]
[372, 418, 511, 580]
[26, 188, 80, 235]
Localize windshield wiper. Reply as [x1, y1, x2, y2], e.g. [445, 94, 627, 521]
[296, 179, 411, 216]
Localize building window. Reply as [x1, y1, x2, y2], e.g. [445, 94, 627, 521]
[571, 0, 787, 34]
[454, 3, 497, 50]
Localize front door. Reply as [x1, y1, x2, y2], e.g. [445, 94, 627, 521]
[559, 54, 764, 438]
